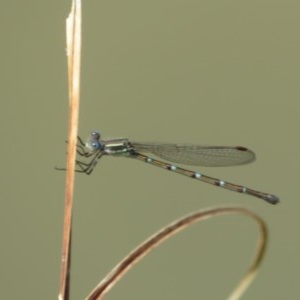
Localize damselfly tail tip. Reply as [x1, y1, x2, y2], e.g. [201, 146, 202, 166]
[264, 194, 280, 205]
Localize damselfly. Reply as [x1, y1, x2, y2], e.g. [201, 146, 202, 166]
[58, 130, 279, 205]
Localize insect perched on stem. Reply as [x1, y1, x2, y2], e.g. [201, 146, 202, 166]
[57, 130, 279, 205]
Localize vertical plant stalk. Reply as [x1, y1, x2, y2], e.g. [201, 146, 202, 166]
[58, 1, 82, 300]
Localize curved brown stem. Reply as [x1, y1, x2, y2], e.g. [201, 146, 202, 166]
[86, 206, 268, 300]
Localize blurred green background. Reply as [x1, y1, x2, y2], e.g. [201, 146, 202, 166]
[0, 1, 298, 299]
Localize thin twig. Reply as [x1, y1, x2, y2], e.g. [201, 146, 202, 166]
[58, 1, 82, 300]
[86, 206, 267, 300]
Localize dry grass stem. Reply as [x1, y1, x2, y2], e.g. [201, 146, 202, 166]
[86, 206, 268, 300]
[58, 1, 82, 299]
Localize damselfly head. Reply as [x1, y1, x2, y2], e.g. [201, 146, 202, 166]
[85, 130, 103, 152]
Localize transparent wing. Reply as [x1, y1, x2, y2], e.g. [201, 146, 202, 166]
[132, 142, 256, 167]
